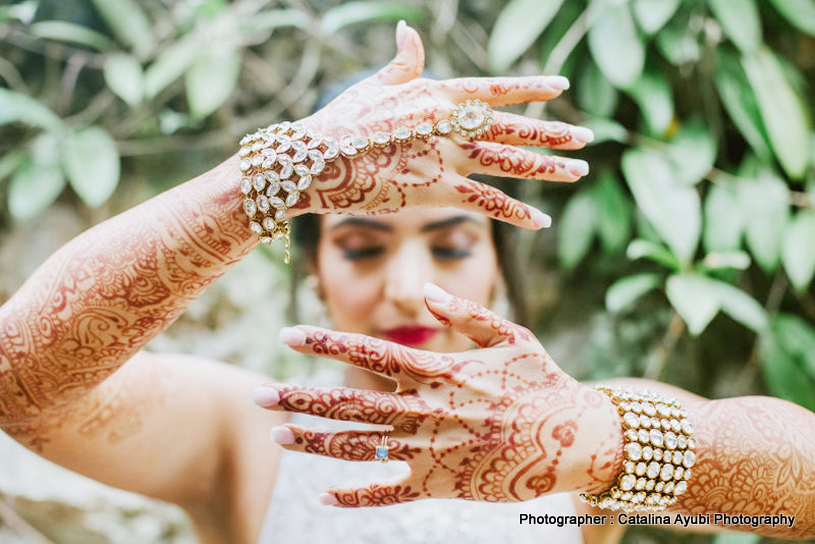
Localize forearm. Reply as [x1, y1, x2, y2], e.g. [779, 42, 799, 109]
[0, 155, 254, 428]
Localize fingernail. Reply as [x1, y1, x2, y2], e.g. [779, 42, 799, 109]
[530, 208, 552, 229]
[319, 493, 338, 506]
[252, 386, 279, 407]
[567, 159, 589, 177]
[279, 327, 306, 346]
[549, 75, 570, 90]
[270, 426, 294, 445]
[423, 282, 453, 304]
[396, 20, 407, 49]
[571, 126, 594, 144]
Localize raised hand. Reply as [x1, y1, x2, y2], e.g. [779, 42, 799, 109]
[284, 23, 593, 230]
[256, 284, 623, 507]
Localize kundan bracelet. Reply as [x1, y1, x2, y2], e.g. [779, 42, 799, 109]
[579, 386, 697, 512]
[237, 99, 495, 263]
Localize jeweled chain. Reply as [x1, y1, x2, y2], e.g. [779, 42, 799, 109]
[237, 100, 494, 263]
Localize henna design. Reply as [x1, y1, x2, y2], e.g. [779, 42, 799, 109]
[334, 484, 421, 507]
[454, 179, 532, 223]
[294, 429, 420, 462]
[461, 141, 563, 178]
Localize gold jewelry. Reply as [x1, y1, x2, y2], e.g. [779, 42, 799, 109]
[579, 385, 697, 512]
[375, 433, 390, 463]
[237, 100, 495, 262]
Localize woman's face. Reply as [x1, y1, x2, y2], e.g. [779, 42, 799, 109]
[316, 207, 500, 353]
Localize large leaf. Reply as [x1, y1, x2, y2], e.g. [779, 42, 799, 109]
[239, 9, 310, 34]
[626, 239, 681, 271]
[713, 532, 762, 544]
[773, 314, 815, 379]
[577, 62, 618, 118]
[89, 0, 155, 57]
[711, 279, 769, 333]
[29, 21, 116, 52]
[587, 3, 644, 88]
[737, 170, 790, 273]
[62, 127, 120, 208]
[742, 48, 810, 179]
[593, 172, 631, 254]
[708, 0, 761, 53]
[104, 53, 144, 106]
[700, 250, 750, 272]
[782, 210, 815, 292]
[667, 120, 716, 186]
[606, 273, 662, 313]
[144, 34, 201, 100]
[320, 2, 422, 35]
[666, 274, 720, 335]
[631, 0, 680, 35]
[625, 70, 674, 136]
[760, 315, 815, 411]
[558, 190, 597, 270]
[768, 0, 815, 37]
[655, 12, 699, 66]
[714, 50, 770, 160]
[0, 89, 63, 131]
[582, 118, 628, 144]
[186, 44, 242, 119]
[621, 149, 701, 265]
[8, 133, 66, 220]
[488, 0, 565, 74]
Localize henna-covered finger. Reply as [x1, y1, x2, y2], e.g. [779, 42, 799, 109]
[321, 475, 424, 507]
[438, 75, 569, 107]
[270, 425, 421, 461]
[422, 283, 534, 347]
[279, 326, 458, 382]
[368, 21, 425, 86]
[446, 176, 551, 230]
[461, 141, 588, 182]
[486, 112, 594, 150]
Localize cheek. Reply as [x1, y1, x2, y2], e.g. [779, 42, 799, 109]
[318, 258, 381, 332]
[438, 248, 499, 306]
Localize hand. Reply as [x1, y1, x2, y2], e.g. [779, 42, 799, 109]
[256, 284, 623, 507]
[289, 22, 594, 229]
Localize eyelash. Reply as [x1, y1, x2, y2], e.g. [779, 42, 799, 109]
[342, 246, 471, 262]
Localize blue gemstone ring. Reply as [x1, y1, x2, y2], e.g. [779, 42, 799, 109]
[375, 434, 390, 463]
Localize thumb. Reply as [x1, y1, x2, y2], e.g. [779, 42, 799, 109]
[370, 20, 425, 85]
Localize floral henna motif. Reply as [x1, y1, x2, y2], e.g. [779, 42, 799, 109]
[454, 180, 531, 223]
[334, 484, 421, 507]
[297, 429, 420, 462]
[460, 140, 561, 177]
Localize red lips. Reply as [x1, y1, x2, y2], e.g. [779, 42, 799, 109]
[381, 326, 438, 346]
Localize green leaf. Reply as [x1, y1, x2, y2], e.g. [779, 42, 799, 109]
[320, 2, 422, 35]
[714, 49, 771, 160]
[666, 274, 720, 335]
[621, 149, 701, 265]
[488, 0, 565, 74]
[587, 3, 644, 88]
[577, 61, 618, 118]
[738, 170, 790, 273]
[29, 21, 117, 52]
[700, 250, 750, 272]
[103, 53, 144, 106]
[558, 191, 597, 269]
[655, 12, 700, 66]
[713, 532, 762, 544]
[742, 48, 811, 179]
[773, 314, 815, 379]
[782, 210, 815, 292]
[8, 134, 66, 220]
[626, 239, 681, 271]
[711, 279, 768, 333]
[0, 89, 63, 131]
[606, 273, 662, 312]
[62, 127, 120, 208]
[631, 0, 680, 35]
[89, 0, 155, 57]
[768, 0, 815, 37]
[239, 9, 310, 34]
[593, 172, 631, 253]
[144, 34, 201, 100]
[582, 118, 628, 144]
[186, 44, 241, 119]
[760, 315, 815, 411]
[0, 149, 27, 182]
[708, 0, 761, 53]
[666, 120, 716, 186]
[625, 70, 674, 136]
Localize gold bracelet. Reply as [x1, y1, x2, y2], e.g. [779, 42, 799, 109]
[237, 100, 495, 263]
[579, 385, 696, 512]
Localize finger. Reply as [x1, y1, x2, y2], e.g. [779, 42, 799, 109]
[265, 384, 425, 431]
[486, 112, 594, 150]
[270, 425, 421, 462]
[446, 175, 551, 230]
[461, 141, 589, 182]
[438, 75, 570, 107]
[369, 21, 425, 86]
[422, 283, 534, 347]
[279, 326, 458, 383]
[320, 475, 423, 507]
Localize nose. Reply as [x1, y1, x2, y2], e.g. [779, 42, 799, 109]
[383, 239, 433, 315]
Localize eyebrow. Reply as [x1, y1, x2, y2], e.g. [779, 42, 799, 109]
[328, 215, 483, 233]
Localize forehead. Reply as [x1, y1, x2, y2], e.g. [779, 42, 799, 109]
[321, 207, 491, 233]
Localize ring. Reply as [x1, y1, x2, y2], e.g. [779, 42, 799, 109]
[375, 434, 390, 463]
[450, 99, 494, 139]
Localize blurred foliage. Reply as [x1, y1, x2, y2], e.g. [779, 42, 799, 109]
[1, 0, 815, 540]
